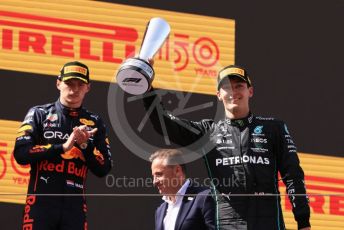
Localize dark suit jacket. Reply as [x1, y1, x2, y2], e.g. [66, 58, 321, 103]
[155, 185, 215, 230]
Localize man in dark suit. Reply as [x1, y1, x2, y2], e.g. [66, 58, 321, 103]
[150, 149, 215, 230]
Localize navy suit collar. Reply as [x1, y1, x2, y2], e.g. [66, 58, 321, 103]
[156, 202, 167, 230]
[156, 184, 200, 230]
[174, 185, 197, 230]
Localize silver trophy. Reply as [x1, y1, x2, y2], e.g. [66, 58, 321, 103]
[116, 17, 171, 95]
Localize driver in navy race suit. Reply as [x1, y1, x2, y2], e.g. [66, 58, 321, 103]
[142, 64, 311, 230]
[14, 61, 112, 230]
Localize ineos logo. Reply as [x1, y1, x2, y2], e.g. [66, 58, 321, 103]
[252, 138, 267, 143]
[43, 131, 69, 140]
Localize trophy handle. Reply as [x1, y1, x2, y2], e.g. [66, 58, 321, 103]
[139, 17, 171, 61]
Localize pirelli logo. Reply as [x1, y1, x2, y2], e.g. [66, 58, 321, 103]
[219, 67, 245, 78]
[0, 10, 139, 63]
[64, 66, 87, 75]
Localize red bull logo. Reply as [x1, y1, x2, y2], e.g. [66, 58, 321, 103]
[46, 113, 58, 122]
[38, 160, 87, 178]
[22, 195, 36, 229]
[67, 162, 87, 178]
[39, 160, 64, 173]
[93, 149, 104, 165]
[61, 146, 85, 162]
[29, 144, 52, 154]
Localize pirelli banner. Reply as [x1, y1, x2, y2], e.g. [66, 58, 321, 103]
[0, 0, 235, 95]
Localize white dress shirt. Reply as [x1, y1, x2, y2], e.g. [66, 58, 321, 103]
[162, 179, 190, 230]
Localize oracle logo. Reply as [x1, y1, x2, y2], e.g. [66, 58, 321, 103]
[0, 10, 138, 63]
[43, 131, 69, 140]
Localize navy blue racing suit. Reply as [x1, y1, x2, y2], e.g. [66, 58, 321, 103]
[143, 89, 310, 230]
[14, 100, 112, 230]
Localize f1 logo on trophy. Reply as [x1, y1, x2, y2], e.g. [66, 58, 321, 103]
[116, 17, 171, 95]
